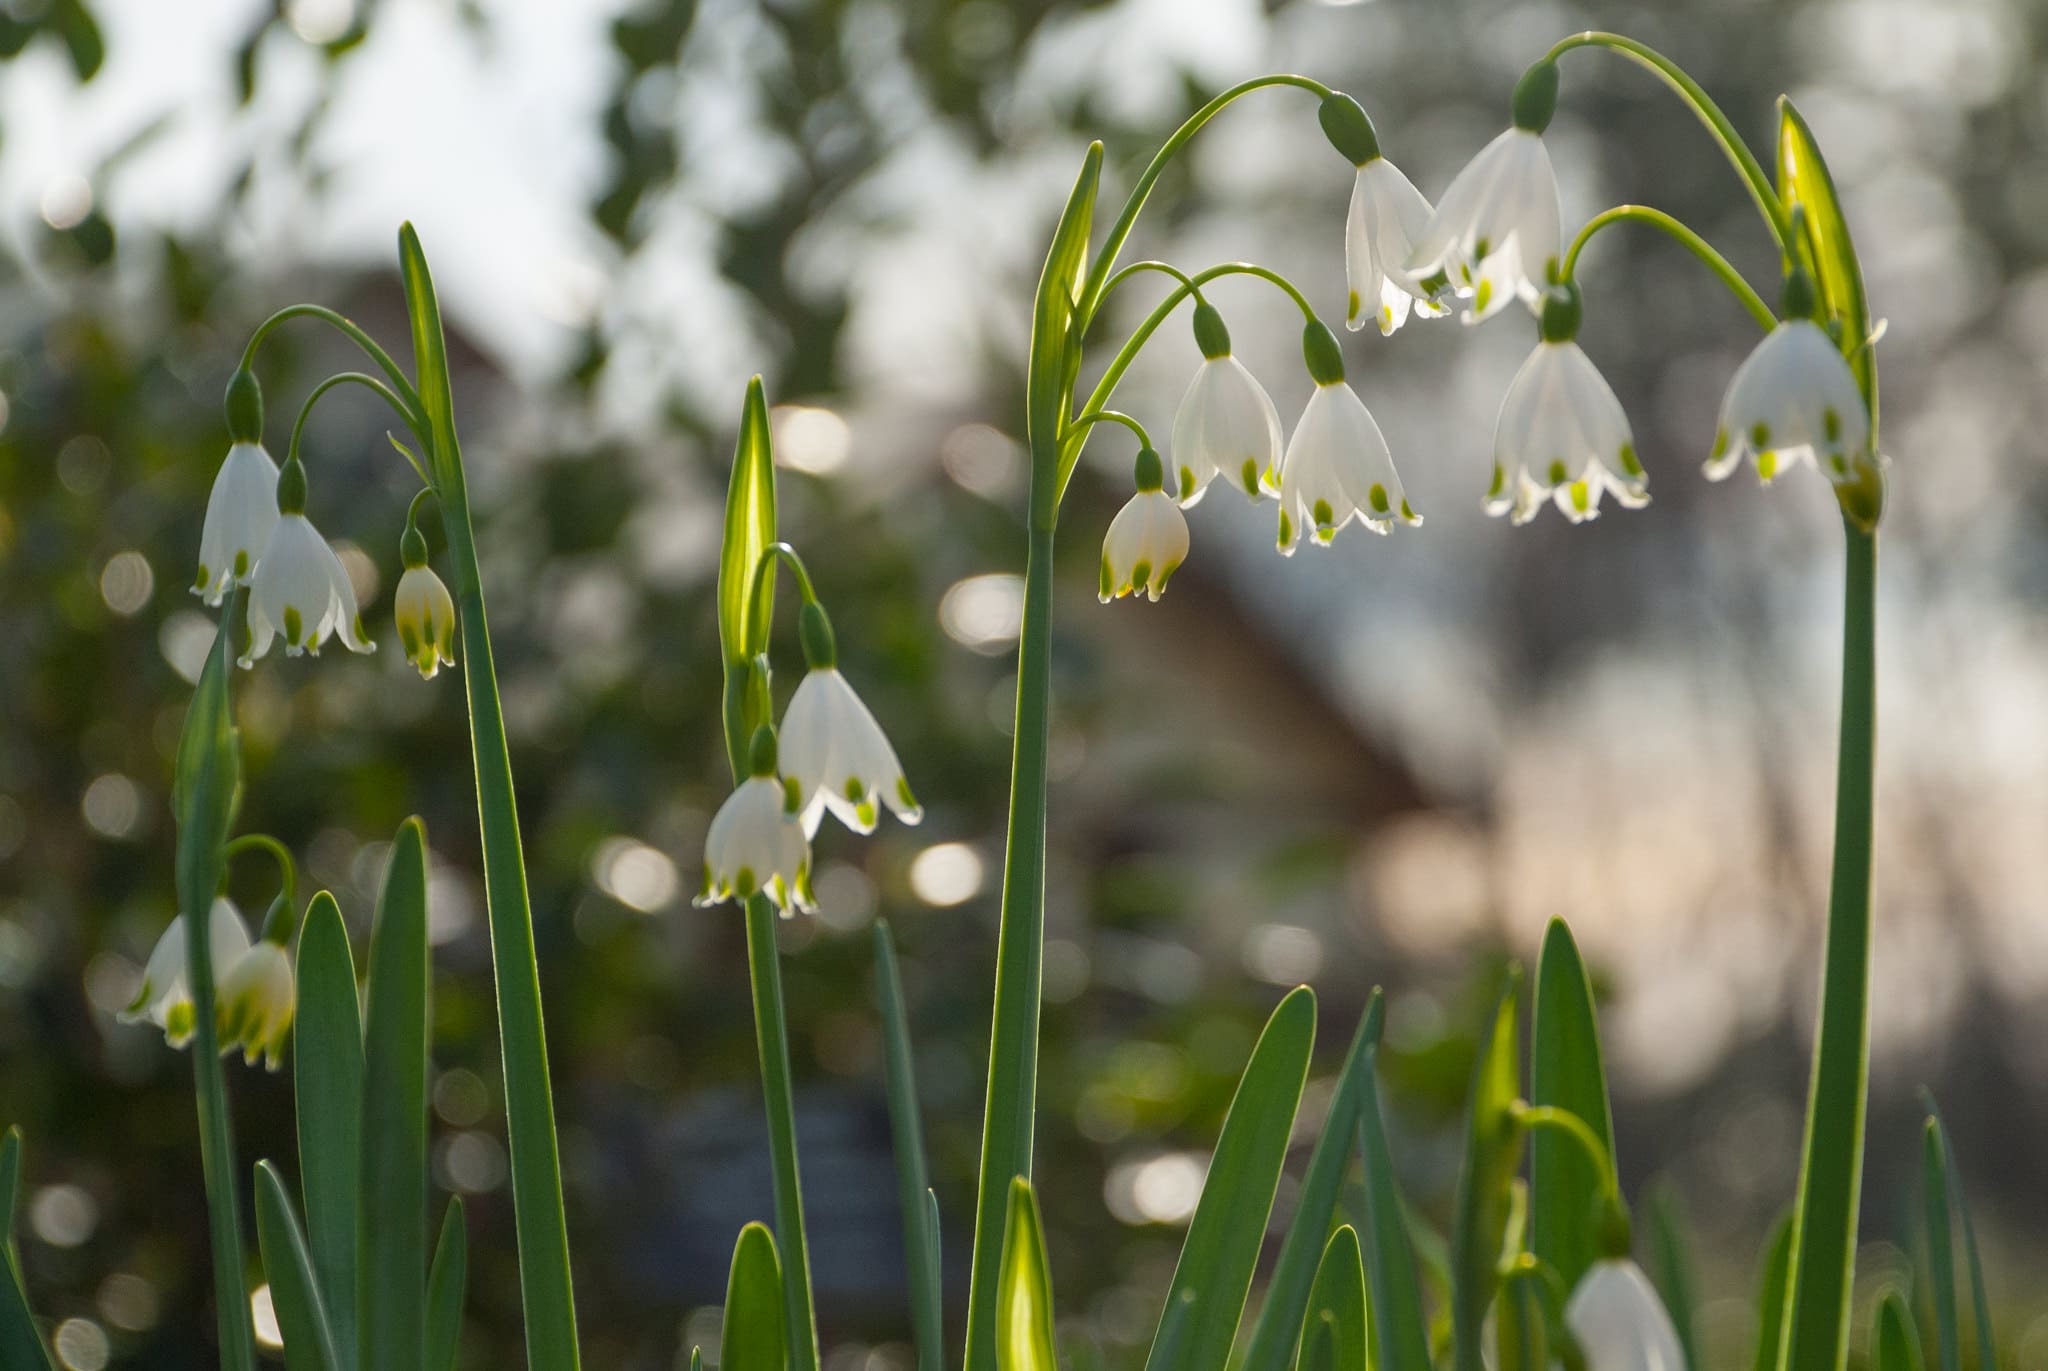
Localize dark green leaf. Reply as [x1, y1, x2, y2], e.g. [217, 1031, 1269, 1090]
[396, 225, 459, 488]
[1143, 986, 1317, 1371]
[253, 1160, 341, 1371]
[997, 1179, 1058, 1371]
[0, 1129, 53, 1371]
[1356, 1044, 1429, 1371]
[293, 891, 361, 1369]
[173, 607, 240, 928]
[426, 1198, 467, 1371]
[1921, 1101, 1996, 1371]
[873, 922, 943, 1371]
[1751, 1213, 1793, 1371]
[1777, 99, 1873, 409]
[1294, 1226, 1367, 1371]
[359, 818, 431, 1370]
[718, 376, 777, 778]
[1876, 1292, 1927, 1371]
[1243, 991, 1383, 1371]
[1646, 1181, 1702, 1371]
[1529, 919, 1614, 1290]
[1494, 1270, 1547, 1371]
[1026, 143, 1101, 485]
[1450, 970, 1523, 1371]
[722, 1222, 787, 1371]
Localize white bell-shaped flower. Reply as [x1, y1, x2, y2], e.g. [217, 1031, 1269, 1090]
[194, 442, 280, 605]
[1346, 157, 1451, 335]
[393, 533, 457, 680]
[119, 898, 253, 1049]
[1170, 306, 1283, 504]
[697, 728, 815, 916]
[1566, 1259, 1688, 1371]
[216, 940, 295, 1071]
[780, 602, 922, 837]
[1489, 288, 1648, 525]
[1403, 126, 1561, 326]
[1276, 322, 1420, 554]
[1707, 315, 1870, 488]
[1099, 447, 1189, 604]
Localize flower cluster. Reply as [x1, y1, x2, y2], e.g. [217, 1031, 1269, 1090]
[698, 599, 921, 917]
[121, 898, 297, 1071]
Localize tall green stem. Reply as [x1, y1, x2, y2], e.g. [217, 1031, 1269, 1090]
[183, 853, 256, 1371]
[1780, 521, 1876, 1371]
[745, 897, 820, 1371]
[962, 522, 1056, 1371]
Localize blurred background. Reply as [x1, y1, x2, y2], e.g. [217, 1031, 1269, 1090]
[1, 0, 2043, 1366]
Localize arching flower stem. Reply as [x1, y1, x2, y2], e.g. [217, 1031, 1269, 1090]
[1065, 408, 1153, 452]
[1515, 1103, 1622, 1206]
[745, 541, 823, 634]
[222, 832, 298, 912]
[285, 370, 432, 479]
[1089, 259, 1206, 327]
[239, 303, 427, 426]
[1543, 32, 1787, 247]
[1561, 205, 1777, 332]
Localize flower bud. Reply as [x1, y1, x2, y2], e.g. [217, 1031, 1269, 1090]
[748, 723, 779, 779]
[1301, 319, 1346, 386]
[798, 599, 837, 671]
[1132, 445, 1165, 493]
[1539, 281, 1583, 343]
[1318, 91, 1380, 166]
[276, 456, 308, 515]
[1512, 60, 1561, 133]
[1191, 302, 1232, 361]
[225, 369, 264, 444]
[1781, 264, 1819, 320]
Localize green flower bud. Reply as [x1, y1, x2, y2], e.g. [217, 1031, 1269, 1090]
[1318, 91, 1380, 166]
[798, 599, 838, 671]
[225, 369, 264, 444]
[1132, 445, 1165, 493]
[1191, 302, 1232, 360]
[747, 723, 779, 778]
[1781, 263, 1819, 321]
[1596, 1193, 1633, 1259]
[400, 526, 429, 569]
[1539, 281, 1583, 343]
[276, 456, 308, 515]
[1301, 319, 1346, 386]
[1512, 60, 1560, 133]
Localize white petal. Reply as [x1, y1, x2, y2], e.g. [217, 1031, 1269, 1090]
[1566, 1260, 1687, 1371]
[324, 538, 375, 653]
[1100, 491, 1189, 600]
[251, 516, 340, 654]
[196, 443, 280, 604]
[1172, 357, 1283, 505]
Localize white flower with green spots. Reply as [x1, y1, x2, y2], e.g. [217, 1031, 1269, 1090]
[193, 442, 279, 605]
[1490, 339, 1646, 525]
[1707, 317, 1870, 487]
[1566, 1259, 1687, 1371]
[119, 898, 253, 1050]
[215, 940, 295, 1072]
[243, 512, 375, 665]
[1346, 156, 1450, 335]
[780, 666, 922, 838]
[1403, 126, 1562, 325]
[1169, 354, 1283, 505]
[1275, 380, 1418, 553]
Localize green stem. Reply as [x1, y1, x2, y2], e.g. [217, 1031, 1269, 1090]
[745, 895, 821, 1371]
[1545, 32, 1786, 247]
[1561, 206, 1777, 331]
[240, 304, 427, 418]
[962, 521, 1056, 1371]
[1090, 260, 1204, 325]
[285, 371, 428, 468]
[1065, 408, 1152, 451]
[746, 542, 821, 626]
[223, 833, 297, 908]
[1075, 74, 1331, 325]
[1780, 521, 1877, 1371]
[1515, 1106, 1618, 1199]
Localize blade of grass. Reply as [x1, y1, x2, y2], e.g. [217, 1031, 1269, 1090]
[1451, 971, 1524, 1371]
[359, 818, 430, 1371]
[1921, 1100, 1996, 1371]
[399, 223, 580, 1371]
[1876, 1291, 1927, 1371]
[1529, 919, 1615, 1291]
[874, 922, 943, 1371]
[0, 1129, 53, 1371]
[996, 1179, 1059, 1371]
[1646, 1181, 1702, 1371]
[1922, 1119, 1961, 1371]
[1294, 1226, 1367, 1371]
[293, 891, 361, 1368]
[722, 1222, 788, 1371]
[1143, 986, 1317, 1371]
[1753, 1213, 1794, 1371]
[1242, 991, 1383, 1371]
[426, 1198, 468, 1371]
[1356, 1043, 1429, 1371]
[253, 1160, 341, 1371]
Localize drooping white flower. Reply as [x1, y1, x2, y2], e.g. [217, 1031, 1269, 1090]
[394, 563, 457, 680]
[697, 728, 815, 916]
[1346, 157, 1451, 335]
[1170, 306, 1284, 503]
[193, 442, 280, 605]
[1276, 324, 1420, 553]
[1489, 295, 1647, 526]
[1566, 1259, 1688, 1371]
[1707, 317, 1870, 487]
[780, 662, 922, 838]
[1403, 126, 1561, 326]
[244, 513, 375, 665]
[216, 940, 295, 1071]
[120, 898, 253, 1049]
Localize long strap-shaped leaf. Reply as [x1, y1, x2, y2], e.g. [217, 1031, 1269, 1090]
[254, 1161, 341, 1371]
[359, 818, 431, 1371]
[427, 1199, 468, 1371]
[1529, 919, 1615, 1292]
[1143, 986, 1317, 1371]
[996, 1179, 1058, 1371]
[398, 224, 581, 1371]
[1751, 1214, 1793, 1371]
[1450, 971, 1523, 1371]
[294, 891, 362, 1368]
[1356, 1044, 1429, 1371]
[722, 1223, 788, 1371]
[1646, 1182, 1702, 1371]
[1295, 1226, 1367, 1371]
[1921, 1100, 1996, 1371]
[0, 1129, 54, 1371]
[1874, 1292, 1926, 1371]
[1242, 992, 1383, 1371]
[874, 922, 943, 1371]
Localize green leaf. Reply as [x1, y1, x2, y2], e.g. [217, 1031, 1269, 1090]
[873, 922, 943, 1371]
[1026, 143, 1101, 495]
[1493, 1269, 1547, 1371]
[293, 891, 361, 1369]
[1294, 1226, 1367, 1371]
[1243, 991, 1384, 1371]
[1450, 970, 1524, 1371]
[718, 377, 778, 779]
[1356, 1044, 1429, 1371]
[253, 1161, 341, 1371]
[396, 224, 459, 490]
[1645, 1181, 1702, 1371]
[997, 1179, 1059, 1371]
[1921, 1101, 1995, 1371]
[1751, 1213, 1793, 1371]
[173, 607, 240, 926]
[359, 818, 431, 1371]
[0, 1130, 54, 1371]
[721, 1222, 788, 1371]
[1875, 1292, 1927, 1371]
[426, 1198, 467, 1371]
[1529, 919, 1615, 1291]
[1776, 100, 1874, 409]
[1143, 986, 1317, 1371]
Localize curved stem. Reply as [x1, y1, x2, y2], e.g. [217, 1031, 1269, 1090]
[1065, 408, 1152, 452]
[1563, 205, 1776, 331]
[240, 304, 427, 417]
[1074, 74, 1333, 325]
[1545, 32, 1786, 247]
[224, 833, 297, 908]
[745, 541, 821, 637]
[1515, 1106, 1619, 1200]
[1090, 260, 1204, 327]
[286, 371, 430, 469]
[404, 487, 437, 538]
